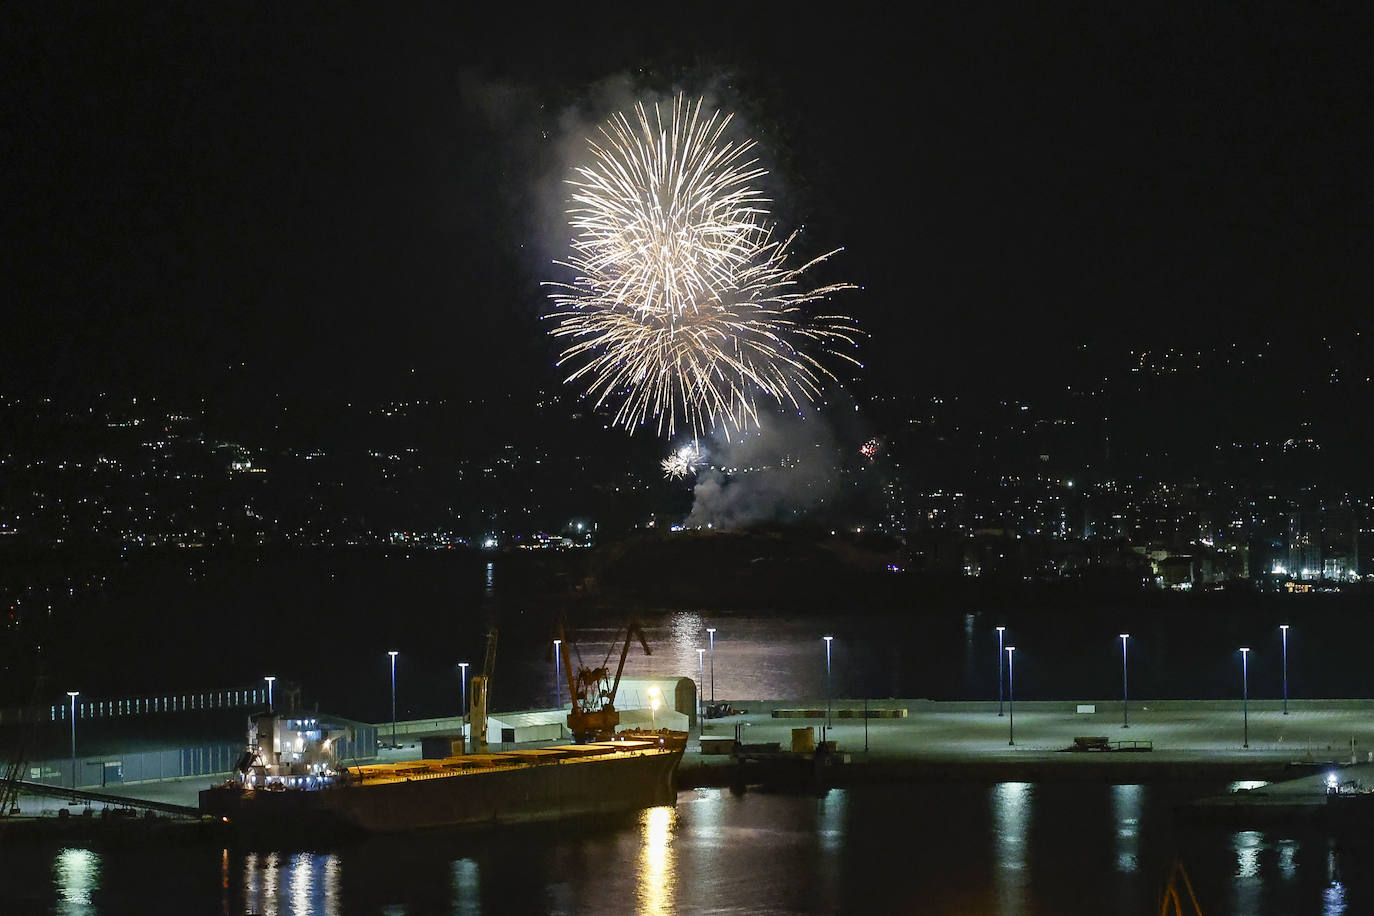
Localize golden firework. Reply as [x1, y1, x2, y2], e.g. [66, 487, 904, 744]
[545, 95, 860, 438]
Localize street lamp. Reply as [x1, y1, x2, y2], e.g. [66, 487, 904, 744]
[696, 647, 705, 728]
[1006, 647, 1016, 746]
[1239, 647, 1250, 749]
[1280, 625, 1289, 715]
[458, 661, 469, 747]
[264, 676, 275, 712]
[553, 639, 562, 709]
[649, 686, 660, 730]
[1119, 634, 1130, 729]
[67, 691, 79, 790]
[388, 650, 399, 749]
[997, 626, 1006, 716]
[823, 636, 834, 728]
[706, 627, 716, 703]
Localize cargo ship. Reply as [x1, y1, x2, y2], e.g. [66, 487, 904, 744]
[199, 712, 685, 836]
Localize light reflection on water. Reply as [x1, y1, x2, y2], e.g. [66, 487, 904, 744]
[452, 857, 479, 916]
[53, 847, 99, 915]
[1232, 829, 1264, 916]
[289, 852, 312, 915]
[992, 782, 1030, 916]
[1326, 839, 1347, 915]
[34, 783, 1374, 914]
[240, 849, 340, 916]
[637, 805, 676, 916]
[1112, 784, 1142, 873]
[1235, 829, 1263, 878]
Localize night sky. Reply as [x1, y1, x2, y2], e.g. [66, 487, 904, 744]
[5, 5, 1372, 416]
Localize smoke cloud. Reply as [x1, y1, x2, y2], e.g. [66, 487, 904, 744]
[684, 411, 846, 531]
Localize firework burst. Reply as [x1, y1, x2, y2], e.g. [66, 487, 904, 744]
[544, 95, 860, 439]
[661, 443, 704, 479]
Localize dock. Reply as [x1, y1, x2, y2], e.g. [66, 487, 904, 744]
[1177, 762, 1374, 828]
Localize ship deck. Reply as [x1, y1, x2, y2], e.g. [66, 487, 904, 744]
[342, 738, 674, 787]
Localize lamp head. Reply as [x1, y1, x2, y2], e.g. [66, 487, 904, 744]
[388, 650, 398, 658]
[67, 691, 79, 698]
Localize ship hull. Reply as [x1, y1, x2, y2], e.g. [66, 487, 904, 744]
[201, 746, 682, 836]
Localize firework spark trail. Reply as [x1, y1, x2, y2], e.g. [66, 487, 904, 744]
[545, 95, 861, 439]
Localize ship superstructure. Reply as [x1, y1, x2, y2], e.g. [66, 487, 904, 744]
[235, 712, 353, 790]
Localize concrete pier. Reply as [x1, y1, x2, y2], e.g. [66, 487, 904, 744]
[15, 698, 1374, 815]
[681, 697, 1374, 786]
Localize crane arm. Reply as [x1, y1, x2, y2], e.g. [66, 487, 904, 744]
[608, 620, 648, 710]
[481, 627, 498, 680]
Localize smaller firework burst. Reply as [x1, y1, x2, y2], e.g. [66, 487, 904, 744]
[860, 437, 881, 459]
[661, 444, 704, 479]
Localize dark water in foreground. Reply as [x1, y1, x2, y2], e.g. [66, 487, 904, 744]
[6, 782, 1370, 915]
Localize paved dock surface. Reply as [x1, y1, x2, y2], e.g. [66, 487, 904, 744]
[691, 698, 1374, 763]
[14, 698, 1374, 815]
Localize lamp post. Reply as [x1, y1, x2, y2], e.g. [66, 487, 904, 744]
[553, 639, 562, 708]
[824, 636, 834, 728]
[706, 628, 716, 703]
[264, 676, 275, 712]
[649, 686, 660, 730]
[388, 650, 399, 749]
[696, 647, 705, 728]
[997, 626, 1006, 716]
[1240, 647, 1250, 749]
[458, 661, 469, 747]
[1119, 634, 1130, 728]
[1280, 625, 1289, 715]
[67, 691, 79, 790]
[1006, 647, 1016, 746]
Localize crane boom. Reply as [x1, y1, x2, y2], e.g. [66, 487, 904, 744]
[559, 618, 651, 743]
[470, 627, 498, 753]
[608, 622, 650, 709]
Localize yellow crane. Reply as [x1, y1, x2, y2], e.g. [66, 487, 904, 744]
[468, 627, 498, 753]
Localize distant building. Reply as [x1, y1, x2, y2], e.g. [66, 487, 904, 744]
[1287, 510, 1360, 581]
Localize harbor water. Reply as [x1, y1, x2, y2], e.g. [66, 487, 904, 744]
[6, 781, 1371, 914]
